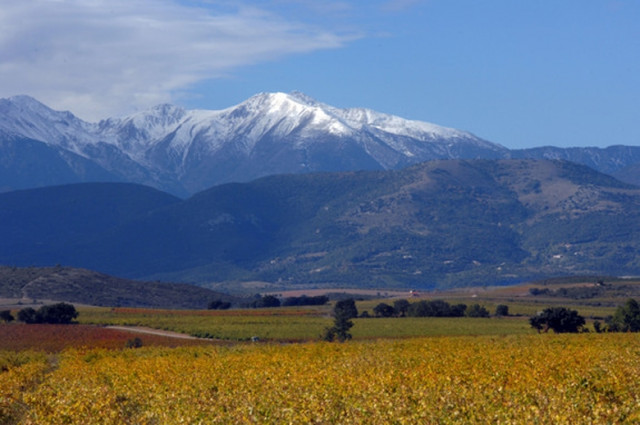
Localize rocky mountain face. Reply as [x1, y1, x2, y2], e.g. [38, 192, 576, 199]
[1, 160, 639, 290]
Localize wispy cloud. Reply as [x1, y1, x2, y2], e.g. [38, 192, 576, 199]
[0, 0, 356, 120]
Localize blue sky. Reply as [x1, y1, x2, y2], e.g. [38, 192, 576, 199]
[1, 0, 638, 149]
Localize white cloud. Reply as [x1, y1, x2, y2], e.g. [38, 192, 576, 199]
[0, 0, 355, 120]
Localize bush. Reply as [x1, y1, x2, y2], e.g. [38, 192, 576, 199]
[125, 337, 143, 349]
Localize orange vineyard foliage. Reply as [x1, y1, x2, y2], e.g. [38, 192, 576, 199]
[1, 333, 639, 424]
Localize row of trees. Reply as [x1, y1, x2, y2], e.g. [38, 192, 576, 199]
[207, 294, 332, 310]
[0, 303, 78, 324]
[529, 298, 640, 333]
[369, 299, 504, 319]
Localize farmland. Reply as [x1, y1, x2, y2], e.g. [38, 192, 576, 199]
[2, 334, 640, 424]
[2, 280, 640, 424]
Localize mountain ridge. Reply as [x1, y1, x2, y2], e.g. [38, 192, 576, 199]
[2, 159, 639, 290]
[0, 92, 507, 195]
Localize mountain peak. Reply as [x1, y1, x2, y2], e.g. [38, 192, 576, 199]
[0, 92, 509, 195]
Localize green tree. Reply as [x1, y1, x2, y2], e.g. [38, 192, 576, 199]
[393, 299, 410, 317]
[466, 304, 490, 318]
[323, 298, 357, 342]
[0, 310, 14, 323]
[208, 299, 231, 310]
[17, 307, 38, 324]
[37, 303, 78, 324]
[373, 302, 395, 318]
[17, 303, 78, 324]
[251, 295, 281, 308]
[495, 304, 509, 317]
[607, 298, 640, 332]
[529, 307, 585, 333]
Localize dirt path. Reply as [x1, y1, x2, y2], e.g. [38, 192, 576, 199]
[106, 325, 201, 340]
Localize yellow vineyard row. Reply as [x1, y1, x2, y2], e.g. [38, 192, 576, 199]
[2, 333, 640, 424]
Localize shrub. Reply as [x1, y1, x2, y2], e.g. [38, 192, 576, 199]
[125, 337, 143, 349]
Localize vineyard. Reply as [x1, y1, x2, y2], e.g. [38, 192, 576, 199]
[77, 307, 535, 341]
[2, 287, 639, 424]
[2, 334, 639, 424]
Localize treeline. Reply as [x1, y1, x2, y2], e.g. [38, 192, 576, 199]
[0, 303, 78, 324]
[366, 299, 502, 318]
[207, 294, 329, 310]
[529, 298, 640, 333]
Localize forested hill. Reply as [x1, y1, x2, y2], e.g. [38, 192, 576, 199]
[0, 266, 238, 309]
[1, 159, 640, 290]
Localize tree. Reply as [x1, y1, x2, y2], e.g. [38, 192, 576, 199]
[208, 299, 231, 310]
[393, 299, 410, 317]
[17, 307, 38, 324]
[37, 303, 78, 324]
[373, 303, 395, 318]
[606, 298, 640, 332]
[17, 303, 78, 324]
[529, 307, 585, 333]
[466, 304, 490, 318]
[406, 300, 467, 317]
[323, 298, 357, 342]
[495, 304, 509, 317]
[251, 295, 281, 308]
[0, 310, 14, 323]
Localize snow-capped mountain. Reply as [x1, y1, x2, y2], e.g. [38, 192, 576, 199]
[1, 92, 639, 196]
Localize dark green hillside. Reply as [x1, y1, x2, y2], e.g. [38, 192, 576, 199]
[0, 136, 121, 192]
[0, 266, 238, 309]
[2, 159, 640, 290]
[0, 182, 181, 266]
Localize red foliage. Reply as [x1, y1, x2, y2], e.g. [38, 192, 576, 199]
[0, 324, 212, 352]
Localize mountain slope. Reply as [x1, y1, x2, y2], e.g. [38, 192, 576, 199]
[2, 159, 639, 289]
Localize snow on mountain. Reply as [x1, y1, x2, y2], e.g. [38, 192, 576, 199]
[0, 95, 96, 155]
[0, 92, 510, 195]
